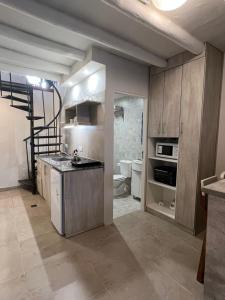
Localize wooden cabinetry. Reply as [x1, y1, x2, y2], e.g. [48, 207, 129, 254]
[149, 73, 164, 137]
[36, 158, 104, 237]
[146, 44, 223, 234]
[64, 100, 101, 126]
[175, 58, 205, 230]
[163, 67, 182, 137]
[149, 66, 182, 138]
[63, 168, 104, 237]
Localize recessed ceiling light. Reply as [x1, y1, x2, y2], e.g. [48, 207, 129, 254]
[152, 0, 187, 11]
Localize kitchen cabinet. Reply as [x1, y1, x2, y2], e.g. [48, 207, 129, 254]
[50, 169, 63, 235]
[146, 44, 223, 234]
[64, 100, 101, 126]
[175, 58, 205, 230]
[63, 168, 104, 237]
[40, 160, 51, 207]
[149, 66, 182, 138]
[149, 73, 164, 137]
[37, 157, 104, 237]
[163, 67, 182, 137]
[176, 45, 223, 233]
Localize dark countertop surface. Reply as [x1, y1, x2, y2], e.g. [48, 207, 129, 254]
[37, 154, 104, 173]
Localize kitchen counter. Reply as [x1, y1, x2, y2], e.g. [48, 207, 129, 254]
[202, 178, 225, 199]
[37, 154, 104, 238]
[201, 177, 225, 299]
[38, 155, 104, 173]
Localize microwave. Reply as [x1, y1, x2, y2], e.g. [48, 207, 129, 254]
[156, 142, 178, 160]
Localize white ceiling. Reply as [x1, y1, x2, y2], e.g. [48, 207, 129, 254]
[156, 0, 225, 51]
[0, 0, 224, 82]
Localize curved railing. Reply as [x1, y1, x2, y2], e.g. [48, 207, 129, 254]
[23, 81, 62, 141]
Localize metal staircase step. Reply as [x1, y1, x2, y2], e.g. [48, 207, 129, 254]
[19, 179, 33, 186]
[34, 143, 61, 147]
[33, 126, 56, 130]
[2, 95, 29, 104]
[10, 105, 30, 112]
[34, 135, 62, 139]
[18, 179, 34, 191]
[26, 116, 44, 121]
[1, 87, 29, 95]
[0, 81, 30, 95]
[34, 150, 61, 155]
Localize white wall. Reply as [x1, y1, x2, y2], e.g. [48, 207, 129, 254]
[216, 54, 225, 175]
[92, 48, 149, 225]
[62, 67, 106, 161]
[0, 97, 29, 188]
[0, 74, 60, 188]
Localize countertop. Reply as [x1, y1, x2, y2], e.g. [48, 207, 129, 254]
[38, 155, 104, 173]
[202, 179, 225, 199]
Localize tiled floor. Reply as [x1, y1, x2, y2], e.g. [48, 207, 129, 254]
[113, 195, 141, 219]
[0, 188, 204, 300]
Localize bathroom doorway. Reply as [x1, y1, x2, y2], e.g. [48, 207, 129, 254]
[113, 93, 146, 219]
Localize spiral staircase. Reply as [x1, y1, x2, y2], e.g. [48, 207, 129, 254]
[0, 73, 62, 194]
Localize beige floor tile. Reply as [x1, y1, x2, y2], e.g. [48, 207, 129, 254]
[0, 188, 204, 300]
[24, 264, 51, 294]
[0, 276, 30, 300]
[45, 254, 102, 292]
[144, 260, 195, 300]
[53, 274, 107, 300]
[113, 196, 141, 219]
[151, 241, 204, 299]
[0, 244, 24, 283]
[107, 273, 162, 300]
[0, 197, 13, 208]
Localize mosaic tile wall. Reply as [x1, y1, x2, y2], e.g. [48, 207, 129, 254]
[114, 96, 144, 174]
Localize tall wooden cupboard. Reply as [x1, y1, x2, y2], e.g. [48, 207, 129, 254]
[146, 44, 223, 234]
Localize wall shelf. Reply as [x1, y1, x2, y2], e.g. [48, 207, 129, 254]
[147, 202, 175, 220]
[64, 100, 101, 126]
[148, 179, 176, 191]
[149, 156, 178, 164]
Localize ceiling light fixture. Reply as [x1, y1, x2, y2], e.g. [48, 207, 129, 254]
[151, 0, 187, 11]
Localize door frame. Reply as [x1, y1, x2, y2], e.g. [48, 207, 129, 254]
[112, 91, 148, 214]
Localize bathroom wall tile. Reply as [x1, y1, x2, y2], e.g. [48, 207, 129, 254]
[114, 96, 144, 173]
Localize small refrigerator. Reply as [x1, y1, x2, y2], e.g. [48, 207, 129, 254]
[50, 169, 63, 235]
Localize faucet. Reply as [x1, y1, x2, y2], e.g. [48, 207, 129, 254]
[61, 143, 70, 157]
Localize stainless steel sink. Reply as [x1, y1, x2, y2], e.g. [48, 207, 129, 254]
[52, 157, 71, 162]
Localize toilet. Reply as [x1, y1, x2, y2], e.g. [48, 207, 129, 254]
[113, 160, 132, 198]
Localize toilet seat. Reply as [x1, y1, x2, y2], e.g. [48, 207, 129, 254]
[113, 174, 126, 181]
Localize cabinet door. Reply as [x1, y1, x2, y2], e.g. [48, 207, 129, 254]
[175, 58, 205, 231]
[162, 66, 182, 137]
[148, 73, 164, 137]
[64, 168, 104, 237]
[42, 163, 51, 207]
